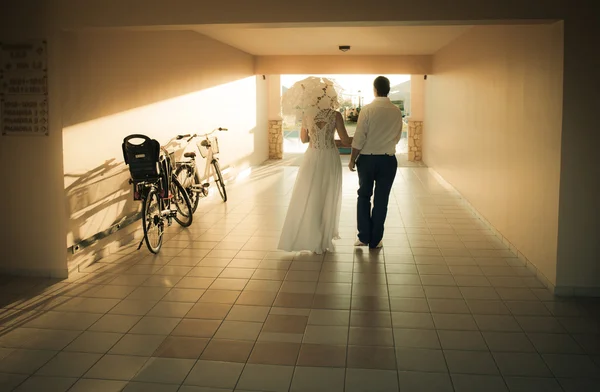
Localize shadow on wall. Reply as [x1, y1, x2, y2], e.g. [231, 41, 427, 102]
[60, 29, 268, 273]
[64, 158, 138, 271]
[62, 77, 267, 272]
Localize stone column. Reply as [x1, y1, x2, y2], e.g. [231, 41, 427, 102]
[407, 120, 423, 161]
[268, 119, 283, 159]
[407, 75, 425, 162]
[267, 75, 283, 159]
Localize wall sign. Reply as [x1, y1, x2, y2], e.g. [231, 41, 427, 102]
[0, 41, 49, 136]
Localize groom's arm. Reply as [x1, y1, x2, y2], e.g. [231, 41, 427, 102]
[349, 148, 361, 172]
[349, 108, 368, 171]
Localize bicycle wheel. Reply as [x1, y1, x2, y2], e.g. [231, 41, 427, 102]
[142, 188, 164, 253]
[175, 165, 200, 214]
[212, 160, 227, 202]
[170, 175, 193, 227]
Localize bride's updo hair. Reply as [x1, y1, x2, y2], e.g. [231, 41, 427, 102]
[374, 76, 391, 97]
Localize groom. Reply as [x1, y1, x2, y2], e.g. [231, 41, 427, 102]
[348, 76, 403, 249]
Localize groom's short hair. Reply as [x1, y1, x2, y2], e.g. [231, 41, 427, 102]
[373, 76, 391, 97]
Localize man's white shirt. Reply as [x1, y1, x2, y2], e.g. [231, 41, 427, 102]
[351, 97, 403, 155]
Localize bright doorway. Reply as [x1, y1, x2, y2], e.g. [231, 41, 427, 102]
[281, 74, 411, 154]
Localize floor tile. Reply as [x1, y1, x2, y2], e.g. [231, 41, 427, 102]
[345, 368, 399, 391]
[482, 332, 536, 352]
[133, 357, 195, 384]
[396, 348, 448, 372]
[68, 379, 128, 392]
[427, 299, 470, 314]
[248, 341, 300, 365]
[504, 376, 563, 392]
[0, 348, 57, 374]
[438, 330, 488, 350]
[444, 350, 500, 375]
[263, 314, 308, 334]
[236, 291, 278, 306]
[391, 312, 434, 329]
[225, 305, 270, 322]
[467, 300, 510, 315]
[36, 351, 101, 377]
[64, 331, 123, 353]
[109, 334, 166, 356]
[389, 298, 429, 313]
[147, 301, 194, 318]
[451, 374, 508, 392]
[184, 360, 244, 388]
[433, 314, 478, 330]
[474, 315, 521, 332]
[516, 316, 566, 333]
[172, 319, 221, 338]
[108, 300, 158, 316]
[122, 382, 180, 391]
[347, 345, 396, 370]
[308, 309, 349, 326]
[398, 371, 454, 392]
[0, 373, 28, 390]
[542, 353, 600, 377]
[237, 364, 294, 392]
[186, 303, 232, 319]
[349, 311, 392, 328]
[85, 354, 149, 380]
[214, 320, 263, 341]
[153, 336, 209, 359]
[303, 325, 348, 345]
[199, 339, 253, 363]
[11, 375, 77, 392]
[393, 328, 440, 349]
[528, 332, 584, 354]
[199, 290, 240, 304]
[296, 344, 346, 367]
[492, 352, 552, 377]
[89, 314, 141, 333]
[558, 377, 600, 392]
[348, 326, 394, 346]
[130, 316, 181, 335]
[290, 366, 345, 392]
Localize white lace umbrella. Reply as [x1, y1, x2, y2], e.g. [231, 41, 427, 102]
[281, 77, 343, 119]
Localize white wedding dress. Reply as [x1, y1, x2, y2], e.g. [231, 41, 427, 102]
[278, 109, 343, 254]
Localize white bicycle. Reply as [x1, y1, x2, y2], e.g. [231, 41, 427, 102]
[174, 127, 228, 213]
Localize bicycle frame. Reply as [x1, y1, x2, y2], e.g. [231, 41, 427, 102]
[176, 128, 225, 194]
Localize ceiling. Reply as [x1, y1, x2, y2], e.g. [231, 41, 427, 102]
[193, 25, 474, 56]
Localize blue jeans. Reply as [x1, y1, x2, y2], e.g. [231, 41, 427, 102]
[356, 155, 397, 248]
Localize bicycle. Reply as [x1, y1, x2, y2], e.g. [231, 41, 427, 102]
[174, 127, 228, 213]
[122, 134, 193, 254]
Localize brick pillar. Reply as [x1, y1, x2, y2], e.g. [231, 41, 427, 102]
[268, 120, 283, 159]
[408, 120, 423, 162]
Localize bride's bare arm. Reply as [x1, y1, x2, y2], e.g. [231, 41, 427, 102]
[335, 112, 353, 146]
[300, 116, 310, 143]
[300, 125, 309, 143]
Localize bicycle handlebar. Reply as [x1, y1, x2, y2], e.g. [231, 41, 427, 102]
[176, 127, 228, 142]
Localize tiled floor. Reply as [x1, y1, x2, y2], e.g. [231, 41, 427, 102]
[1, 159, 600, 392]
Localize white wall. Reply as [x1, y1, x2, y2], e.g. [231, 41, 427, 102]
[60, 30, 267, 271]
[0, 6, 68, 277]
[424, 23, 564, 285]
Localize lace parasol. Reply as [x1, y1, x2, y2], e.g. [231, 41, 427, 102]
[281, 77, 343, 120]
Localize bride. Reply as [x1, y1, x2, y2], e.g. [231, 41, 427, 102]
[278, 77, 352, 254]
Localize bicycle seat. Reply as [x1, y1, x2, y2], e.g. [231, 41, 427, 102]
[184, 152, 196, 158]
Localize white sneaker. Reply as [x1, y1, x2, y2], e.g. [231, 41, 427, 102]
[354, 240, 368, 246]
